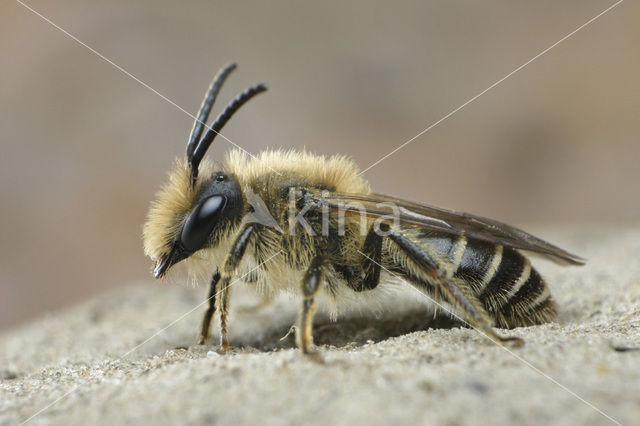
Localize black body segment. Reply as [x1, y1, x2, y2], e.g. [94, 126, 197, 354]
[384, 229, 556, 329]
[500, 267, 555, 327]
[454, 239, 496, 289]
[480, 247, 526, 307]
[504, 269, 545, 312]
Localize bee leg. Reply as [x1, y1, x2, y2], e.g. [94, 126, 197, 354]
[198, 270, 221, 345]
[438, 279, 523, 347]
[381, 224, 523, 347]
[356, 225, 383, 290]
[219, 283, 232, 351]
[218, 224, 257, 351]
[296, 255, 328, 354]
[338, 225, 383, 292]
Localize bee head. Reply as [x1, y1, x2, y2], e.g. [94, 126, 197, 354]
[142, 63, 267, 278]
[143, 162, 244, 278]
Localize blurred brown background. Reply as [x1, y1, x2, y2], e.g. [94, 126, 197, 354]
[1, 0, 638, 330]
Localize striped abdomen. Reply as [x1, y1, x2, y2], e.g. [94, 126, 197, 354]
[418, 233, 556, 328]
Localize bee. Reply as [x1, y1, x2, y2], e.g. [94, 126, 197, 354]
[143, 63, 585, 353]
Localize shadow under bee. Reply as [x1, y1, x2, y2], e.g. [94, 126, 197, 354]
[231, 308, 463, 352]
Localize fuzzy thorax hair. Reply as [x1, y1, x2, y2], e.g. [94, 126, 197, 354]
[222, 149, 370, 194]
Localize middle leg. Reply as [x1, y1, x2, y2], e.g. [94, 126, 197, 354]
[296, 255, 328, 354]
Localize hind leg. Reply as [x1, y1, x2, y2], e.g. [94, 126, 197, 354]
[378, 224, 523, 346]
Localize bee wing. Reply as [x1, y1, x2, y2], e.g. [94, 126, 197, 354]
[309, 191, 585, 265]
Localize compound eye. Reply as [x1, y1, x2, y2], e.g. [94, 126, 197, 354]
[181, 195, 227, 252]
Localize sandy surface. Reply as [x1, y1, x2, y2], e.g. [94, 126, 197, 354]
[1, 225, 639, 425]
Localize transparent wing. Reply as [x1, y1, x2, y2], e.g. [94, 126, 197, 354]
[308, 191, 585, 265]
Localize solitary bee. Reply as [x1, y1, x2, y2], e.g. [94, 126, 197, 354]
[143, 63, 585, 353]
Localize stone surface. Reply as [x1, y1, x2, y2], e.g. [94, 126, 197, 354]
[1, 225, 639, 425]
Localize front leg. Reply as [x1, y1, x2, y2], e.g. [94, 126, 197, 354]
[217, 224, 257, 351]
[296, 255, 328, 354]
[198, 270, 220, 344]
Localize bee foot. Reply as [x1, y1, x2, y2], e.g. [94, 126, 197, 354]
[221, 343, 235, 352]
[500, 335, 524, 348]
[302, 349, 325, 364]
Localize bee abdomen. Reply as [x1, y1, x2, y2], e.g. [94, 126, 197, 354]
[453, 239, 556, 328]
